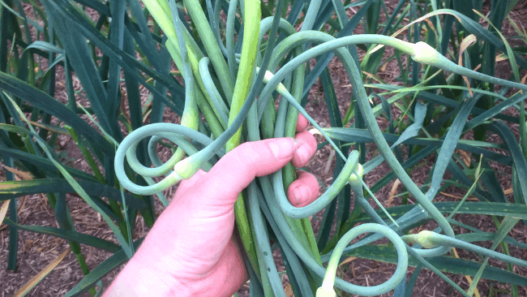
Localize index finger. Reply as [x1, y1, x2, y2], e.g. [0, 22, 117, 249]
[296, 113, 309, 132]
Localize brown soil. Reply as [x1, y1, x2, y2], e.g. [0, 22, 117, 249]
[2, 1, 527, 297]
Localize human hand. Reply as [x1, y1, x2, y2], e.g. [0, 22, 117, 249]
[104, 115, 319, 297]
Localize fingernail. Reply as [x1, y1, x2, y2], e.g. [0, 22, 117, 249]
[293, 186, 311, 206]
[268, 138, 295, 160]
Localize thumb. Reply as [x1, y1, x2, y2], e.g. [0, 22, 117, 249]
[173, 169, 207, 200]
[194, 137, 296, 206]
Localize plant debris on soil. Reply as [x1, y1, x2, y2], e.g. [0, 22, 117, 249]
[2, 1, 527, 297]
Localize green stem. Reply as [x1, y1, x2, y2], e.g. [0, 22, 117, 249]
[257, 33, 456, 258]
[225, 0, 262, 277]
[321, 223, 408, 296]
[183, 0, 235, 100]
[403, 231, 527, 268]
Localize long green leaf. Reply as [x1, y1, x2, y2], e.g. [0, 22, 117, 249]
[391, 101, 426, 148]
[353, 202, 527, 222]
[3, 218, 120, 252]
[467, 216, 520, 295]
[2, 94, 133, 257]
[488, 122, 527, 205]
[0, 178, 146, 208]
[0, 72, 114, 155]
[64, 238, 144, 297]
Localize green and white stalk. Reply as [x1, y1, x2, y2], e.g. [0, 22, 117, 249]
[183, 0, 235, 101]
[224, 0, 262, 275]
[144, 0, 226, 137]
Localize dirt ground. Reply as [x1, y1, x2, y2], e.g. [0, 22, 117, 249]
[2, 1, 527, 296]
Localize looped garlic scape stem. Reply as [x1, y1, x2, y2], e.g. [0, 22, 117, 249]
[114, 15, 527, 295]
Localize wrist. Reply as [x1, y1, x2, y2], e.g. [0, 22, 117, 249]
[104, 236, 247, 297]
[103, 258, 178, 297]
[105, 256, 218, 297]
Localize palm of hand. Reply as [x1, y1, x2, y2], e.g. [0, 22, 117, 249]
[105, 115, 318, 297]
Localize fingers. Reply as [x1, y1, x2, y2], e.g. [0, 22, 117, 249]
[173, 115, 318, 209]
[296, 113, 309, 132]
[287, 171, 319, 207]
[195, 137, 297, 205]
[290, 114, 319, 207]
[292, 130, 317, 167]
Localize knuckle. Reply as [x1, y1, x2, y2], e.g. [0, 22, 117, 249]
[235, 142, 261, 167]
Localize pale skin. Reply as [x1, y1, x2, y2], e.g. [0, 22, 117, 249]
[104, 115, 319, 297]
